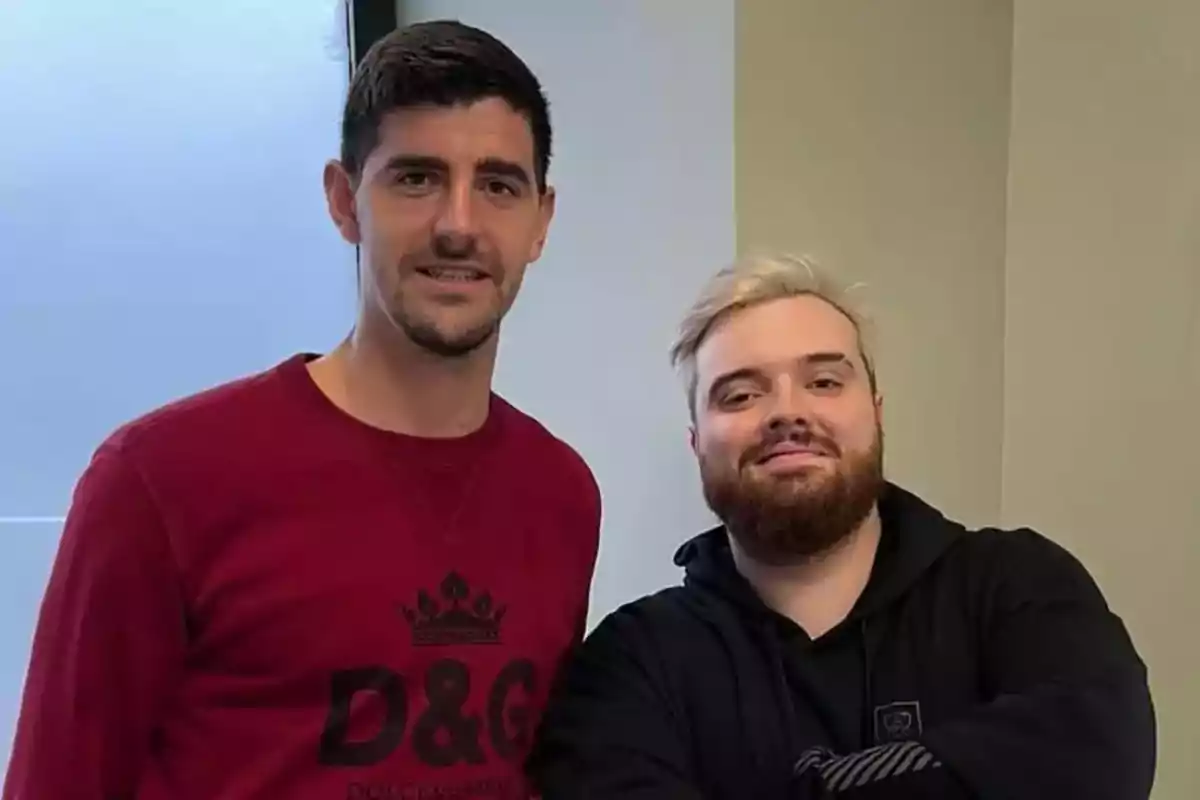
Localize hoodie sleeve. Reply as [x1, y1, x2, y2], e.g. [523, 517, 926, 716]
[791, 740, 974, 798]
[791, 530, 1154, 800]
[526, 603, 707, 800]
[914, 529, 1155, 800]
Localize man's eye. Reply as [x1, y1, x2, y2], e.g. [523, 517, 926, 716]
[397, 172, 436, 188]
[485, 179, 519, 197]
[810, 377, 843, 391]
[722, 391, 755, 406]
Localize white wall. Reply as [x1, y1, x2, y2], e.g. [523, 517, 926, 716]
[0, 0, 354, 767]
[401, 0, 737, 624]
[1002, 2, 1200, 797]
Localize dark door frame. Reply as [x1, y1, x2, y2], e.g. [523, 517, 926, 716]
[347, 0, 399, 70]
[343, 0, 399, 278]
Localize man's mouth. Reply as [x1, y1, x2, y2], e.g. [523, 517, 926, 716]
[417, 266, 490, 283]
[758, 446, 829, 464]
[751, 439, 838, 466]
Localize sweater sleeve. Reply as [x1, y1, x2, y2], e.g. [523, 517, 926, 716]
[915, 530, 1155, 800]
[2, 438, 188, 799]
[526, 606, 706, 800]
[569, 452, 602, 644]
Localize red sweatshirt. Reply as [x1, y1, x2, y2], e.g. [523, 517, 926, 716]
[3, 354, 601, 800]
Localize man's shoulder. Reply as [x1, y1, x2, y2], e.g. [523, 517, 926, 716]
[493, 396, 598, 491]
[606, 586, 694, 619]
[67, 358, 300, 524]
[950, 524, 1089, 570]
[102, 356, 297, 466]
[943, 524, 1109, 605]
[585, 586, 713, 652]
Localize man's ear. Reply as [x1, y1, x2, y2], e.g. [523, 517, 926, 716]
[688, 425, 698, 456]
[324, 160, 361, 245]
[874, 392, 884, 422]
[527, 185, 556, 263]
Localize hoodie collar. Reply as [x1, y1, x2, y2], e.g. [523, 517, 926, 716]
[674, 482, 963, 623]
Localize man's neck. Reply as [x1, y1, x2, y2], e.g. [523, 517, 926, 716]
[307, 321, 497, 439]
[731, 509, 882, 640]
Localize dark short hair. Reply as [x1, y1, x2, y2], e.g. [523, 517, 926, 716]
[340, 19, 552, 193]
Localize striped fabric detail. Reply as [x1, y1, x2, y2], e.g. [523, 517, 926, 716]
[794, 741, 943, 793]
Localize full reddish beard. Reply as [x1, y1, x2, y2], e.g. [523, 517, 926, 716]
[700, 426, 885, 566]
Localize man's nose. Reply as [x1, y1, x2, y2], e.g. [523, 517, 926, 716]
[765, 413, 811, 439]
[764, 380, 814, 431]
[433, 177, 480, 238]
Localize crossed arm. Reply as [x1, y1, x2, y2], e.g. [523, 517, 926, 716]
[527, 534, 1155, 800]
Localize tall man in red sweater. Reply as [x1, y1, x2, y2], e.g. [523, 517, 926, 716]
[3, 20, 601, 800]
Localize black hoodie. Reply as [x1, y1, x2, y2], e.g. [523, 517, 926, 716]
[527, 483, 1155, 799]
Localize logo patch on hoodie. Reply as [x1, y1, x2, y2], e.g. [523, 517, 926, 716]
[873, 701, 923, 743]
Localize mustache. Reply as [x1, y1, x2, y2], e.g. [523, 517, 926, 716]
[432, 231, 479, 260]
[741, 427, 842, 468]
[401, 234, 502, 277]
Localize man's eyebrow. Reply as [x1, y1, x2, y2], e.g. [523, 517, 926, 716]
[706, 353, 858, 400]
[382, 154, 448, 173]
[476, 157, 532, 187]
[802, 352, 855, 369]
[379, 154, 531, 187]
[707, 367, 763, 401]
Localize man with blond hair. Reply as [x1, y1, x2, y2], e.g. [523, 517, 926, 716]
[526, 254, 1155, 799]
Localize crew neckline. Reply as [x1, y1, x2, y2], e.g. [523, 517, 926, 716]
[275, 352, 506, 455]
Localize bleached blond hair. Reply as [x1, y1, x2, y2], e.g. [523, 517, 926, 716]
[669, 252, 877, 415]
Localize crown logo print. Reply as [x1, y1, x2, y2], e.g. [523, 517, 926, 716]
[401, 571, 506, 646]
